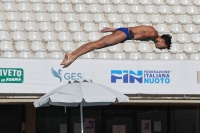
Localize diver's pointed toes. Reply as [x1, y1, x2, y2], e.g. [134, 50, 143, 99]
[60, 56, 68, 65]
[63, 65, 67, 68]
[60, 61, 65, 65]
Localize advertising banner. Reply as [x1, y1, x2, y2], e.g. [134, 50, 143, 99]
[0, 59, 200, 94]
[84, 119, 95, 133]
[141, 120, 151, 133]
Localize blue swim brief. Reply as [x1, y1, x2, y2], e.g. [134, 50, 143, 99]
[115, 27, 131, 43]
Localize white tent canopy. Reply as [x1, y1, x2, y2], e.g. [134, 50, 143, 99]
[34, 82, 129, 133]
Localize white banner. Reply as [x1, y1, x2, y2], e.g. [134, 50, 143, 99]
[0, 59, 200, 94]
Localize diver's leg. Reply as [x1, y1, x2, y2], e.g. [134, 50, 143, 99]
[61, 30, 126, 68]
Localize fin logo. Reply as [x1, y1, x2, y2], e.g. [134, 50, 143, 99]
[51, 68, 84, 83]
[111, 70, 143, 83]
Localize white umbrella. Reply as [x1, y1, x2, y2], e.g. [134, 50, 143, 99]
[33, 81, 129, 133]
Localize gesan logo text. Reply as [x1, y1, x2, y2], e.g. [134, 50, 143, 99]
[51, 68, 84, 82]
[111, 70, 171, 84]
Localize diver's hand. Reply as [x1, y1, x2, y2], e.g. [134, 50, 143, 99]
[101, 27, 116, 33]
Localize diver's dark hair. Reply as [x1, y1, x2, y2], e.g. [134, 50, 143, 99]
[161, 34, 172, 49]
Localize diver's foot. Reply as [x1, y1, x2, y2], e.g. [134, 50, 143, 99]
[60, 53, 75, 68]
[60, 53, 69, 65]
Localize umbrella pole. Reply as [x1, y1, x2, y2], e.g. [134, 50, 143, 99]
[80, 103, 84, 133]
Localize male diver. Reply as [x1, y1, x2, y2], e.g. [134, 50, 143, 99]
[61, 25, 172, 68]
